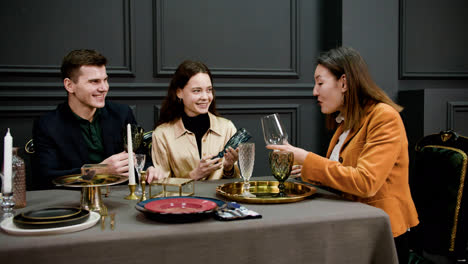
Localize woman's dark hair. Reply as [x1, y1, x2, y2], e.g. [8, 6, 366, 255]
[60, 49, 107, 81]
[317, 46, 402, 131]
[157, 60, 219, 126]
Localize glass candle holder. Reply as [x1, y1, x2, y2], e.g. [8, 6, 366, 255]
[1, 171, 16, 218]
[1, 192, 15, 218]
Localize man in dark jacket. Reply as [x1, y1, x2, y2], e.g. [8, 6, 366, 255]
[33, 49, 158, 189]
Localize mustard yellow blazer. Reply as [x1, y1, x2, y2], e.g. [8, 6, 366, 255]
[302, 103, 419, 237]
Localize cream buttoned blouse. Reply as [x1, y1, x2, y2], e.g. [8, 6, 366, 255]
[151, 112, 239, 180]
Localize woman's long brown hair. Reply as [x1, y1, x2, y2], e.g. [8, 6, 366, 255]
[317, 47, 402, 131]
[157, 60, 219, 127]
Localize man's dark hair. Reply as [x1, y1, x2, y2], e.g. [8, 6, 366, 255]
[60, 49, 107, 81]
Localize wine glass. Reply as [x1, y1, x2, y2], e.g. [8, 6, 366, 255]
[123, 124, 144, 151]
[134, 154, 146, 196]
[238, 142, 255, 197]
[269, 150, 294, 197]
[214, 128, 252, 159]
[261, 113, 288, 146]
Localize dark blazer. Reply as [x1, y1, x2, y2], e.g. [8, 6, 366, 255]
[32, 101, 136, 189]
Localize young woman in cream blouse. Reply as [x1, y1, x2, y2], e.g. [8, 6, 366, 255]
[148, 60, 239, 183]
[267, 47, 419, 263]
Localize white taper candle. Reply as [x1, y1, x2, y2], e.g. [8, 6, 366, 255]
[127, 124, 136, 185]
[3, 128, 13, 194]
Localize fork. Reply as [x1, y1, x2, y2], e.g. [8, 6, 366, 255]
[101, 214, 106, 230]
[100, 205, 108, 216]
[110, 213, 116, 230]
[100, 206, 108, 231]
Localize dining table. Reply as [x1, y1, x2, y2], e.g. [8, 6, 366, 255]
[0, 176, 397, 264]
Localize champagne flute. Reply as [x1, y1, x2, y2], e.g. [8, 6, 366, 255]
[134, 154, 146, 196]
[238, 142, 255, 197]
[269, 150, 294, 197]
[261, 113, 288, 146]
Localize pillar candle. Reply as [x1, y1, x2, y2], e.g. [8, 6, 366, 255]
[127, 124, 136, 185]
[3, 128, 12, 194]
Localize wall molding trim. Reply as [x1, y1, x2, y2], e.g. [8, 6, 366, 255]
[0, 106, 56, 115]
[447, 101, 468, 131]
[153, 0, 299, 78]
[399, 0, 468, 79]
[0, 0, 135, 77]
[217, 103, 300, 146]
[0, 82, 316, 99]
[152, 105, 162, 125]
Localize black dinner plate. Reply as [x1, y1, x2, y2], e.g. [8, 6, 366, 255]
[13, 207, 90, 229]
[21, 207, 82, 221]
[136, 196, 225, 223]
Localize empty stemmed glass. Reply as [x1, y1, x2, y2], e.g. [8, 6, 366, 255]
[134, 154, 146, 196]
[261, 113, 288, 146]
[238, 142, 255, 197]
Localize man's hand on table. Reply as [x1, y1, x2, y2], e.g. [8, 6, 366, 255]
[100, 151, 129, 176]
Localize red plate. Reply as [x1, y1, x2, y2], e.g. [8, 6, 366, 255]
[144, 198, 217, 214]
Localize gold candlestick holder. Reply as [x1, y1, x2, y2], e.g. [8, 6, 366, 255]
[139, 171, 148, 202]
[149, 178, 194, 198]
[125, 184, 139, 200]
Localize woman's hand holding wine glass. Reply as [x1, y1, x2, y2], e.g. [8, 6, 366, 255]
[261, 113, 288, 146]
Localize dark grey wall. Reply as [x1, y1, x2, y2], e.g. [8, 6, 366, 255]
[1, 0, 467, 190]
[342, 0, 468, 138]
[0, 0, 327, 190]
[343, 0, 468, 184]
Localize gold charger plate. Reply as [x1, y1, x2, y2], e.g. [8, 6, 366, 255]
[52, 174, 128, 187]
[216, 181, 316, 204]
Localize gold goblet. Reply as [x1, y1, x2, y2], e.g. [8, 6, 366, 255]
[123, 124, 144, 151]
[269, 150, 294, 196]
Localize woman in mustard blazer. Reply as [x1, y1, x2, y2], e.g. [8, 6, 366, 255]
[267, 47, 418, 263]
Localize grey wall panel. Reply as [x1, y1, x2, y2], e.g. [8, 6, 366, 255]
[0, 0, 322, 190]
[154, 0, 299, 78]
[217, 104, 299, 177]
[447, 102, 468, 136]
[0, 106, 56, 191]
[423, 89, 468, 135]
[400, 89, 468, 143]
[400, 90, 468, 185]
[342, 0, 399, 100]
[399, 0, 468, 78]
[0, 0, 135, 76]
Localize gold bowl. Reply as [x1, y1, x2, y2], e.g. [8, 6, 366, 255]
[216, 181, 316, 204]
[52, 174, 128, 215]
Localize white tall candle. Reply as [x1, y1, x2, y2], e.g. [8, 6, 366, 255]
[3, 128, 12, 194]
[127, 124, 136, 185]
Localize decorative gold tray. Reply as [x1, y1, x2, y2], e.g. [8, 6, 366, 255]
[52, 174, 128, 187]
[216, 181, 316, 204]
